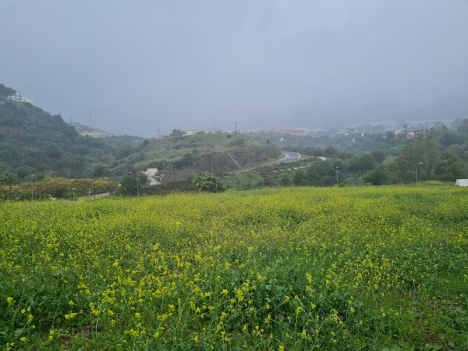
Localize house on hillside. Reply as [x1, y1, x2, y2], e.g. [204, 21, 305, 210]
[183, 130, 209, 136]
[6, 91, 34, 104]
[147, 168, 158, 177]
[139, 168, 159, 185]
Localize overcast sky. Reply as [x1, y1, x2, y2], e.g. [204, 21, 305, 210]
[1, 1, 468, 137]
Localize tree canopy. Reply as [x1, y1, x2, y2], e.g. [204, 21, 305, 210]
[192, 172, 225, 193]
[119, 172, 149, 196]
[0, 83, 15, 99]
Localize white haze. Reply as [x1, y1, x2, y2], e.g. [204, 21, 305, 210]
[1, 0, 468, 137]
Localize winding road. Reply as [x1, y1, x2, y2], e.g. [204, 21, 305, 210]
[274, 151, 302, 164]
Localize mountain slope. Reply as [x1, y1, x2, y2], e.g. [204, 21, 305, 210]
[0, 95, 115, 179]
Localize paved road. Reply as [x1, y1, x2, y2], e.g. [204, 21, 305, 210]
[231, 151, 301, 175]
[273, 151, 302, 164]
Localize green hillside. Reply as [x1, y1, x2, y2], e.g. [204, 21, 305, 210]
[110, 133, 281, 181]
[0, 88, 115, 180]
[98, 135, 147, 148]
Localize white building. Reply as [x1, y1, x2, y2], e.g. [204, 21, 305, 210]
[6, 91, 34, 104]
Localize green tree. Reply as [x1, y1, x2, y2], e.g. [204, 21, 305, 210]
[0, 83, 15, 99]
[388, 136, 441, 183]
[371, 150, 386, 163]
[119, 173, 148, 196]
[118, 144, 138, 159]
[434, 150, 468, 182]
[280, 175, 290, 186]
[170, 129, 184, 137]
[0, 172, 17, 199]
[292, 170, 307, 186]
[174, 153, 194, 169]
[192, 172, 224, 192]
[345, 153, 375, 172]
[323, 146, 339, 158]
[93, 164, 108, 178]
[362, 166, 389, 185]
[457, 118, 468, 134]
[306, 161, 336, 186]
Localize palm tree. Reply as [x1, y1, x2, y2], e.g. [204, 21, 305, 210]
[0, 173, 17, 200]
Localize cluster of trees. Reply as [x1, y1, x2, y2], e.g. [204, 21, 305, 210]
[0, 176, 117, 200]
[288, 129, 468, 186]
[0, 172, 17, 198]
[119, 172, 149, 195]
[387, 135, 468, 183]
[192, 172, 225, 193]
[0, 83, 15, 99]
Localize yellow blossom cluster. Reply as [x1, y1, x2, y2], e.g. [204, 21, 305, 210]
[0, 186, 467, 349]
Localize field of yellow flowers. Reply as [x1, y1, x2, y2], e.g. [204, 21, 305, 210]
[1, 186, 467, 350]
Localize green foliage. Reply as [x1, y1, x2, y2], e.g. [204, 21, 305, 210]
[280, 175, 290, 186]
[174, 153, 194, 169]
[169, 129, 184, 137]
[434, 150, 468, 181]
[388, 136, 442, 183]
[0, 91, 115, 178]
[92, 164, 108, 178]
[99, 135, 146, 148]
[119, 173, 148, 196]
[362, 166, 389, 185]
[0, 187, 467, 349]
[458, 119, 468, 134]
[345, 153, 376, 172]
[371, 149, 386, 163]
[0, 177, 116, 200]
[118, 144, 138, 159]
[192, 171, 225, 192]
[114, 133, 281, 178]
[292, 160, 336, 187]
[0, 83, 15, 99]
[0, 172, 17, 199]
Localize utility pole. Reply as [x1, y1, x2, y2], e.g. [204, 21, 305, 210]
[85, 111, 108, 129]
[213, 119, 215, 133]
[271, 130, 274, 158]
[129, 127, 131, 136]
[211, 158, 214, 174]
[416, 162, 423, 183]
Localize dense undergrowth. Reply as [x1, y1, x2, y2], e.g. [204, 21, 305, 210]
[0, 187, 467, 350]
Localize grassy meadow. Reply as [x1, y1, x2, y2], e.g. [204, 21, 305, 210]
[1, 186, 467, 350]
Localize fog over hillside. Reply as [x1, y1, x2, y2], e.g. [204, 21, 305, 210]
[1, 1, 467, 137]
